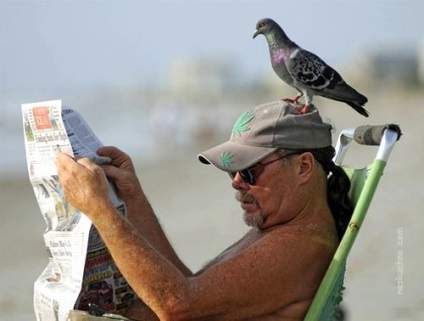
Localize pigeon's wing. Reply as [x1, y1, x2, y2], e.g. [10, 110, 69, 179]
[286, 49, 343, 91]
[288, 49, 368, 104]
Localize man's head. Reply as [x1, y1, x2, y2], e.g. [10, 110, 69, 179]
[198, 101, 333, 172]
[198, 101, 334, 229]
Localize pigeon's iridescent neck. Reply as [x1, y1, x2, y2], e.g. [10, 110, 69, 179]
[272, 48, 291, 65]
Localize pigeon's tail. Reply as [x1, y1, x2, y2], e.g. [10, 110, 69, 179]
[346, 100, 370, 117]
[321, 82, 369, 117]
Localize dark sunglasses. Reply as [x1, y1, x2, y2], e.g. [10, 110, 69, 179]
[229, 152, 301, 185]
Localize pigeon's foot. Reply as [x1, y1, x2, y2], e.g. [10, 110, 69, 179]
[282, 99, 309, 114]
[288, 104, 312, 115]
[282, 98, 296, 104]
[299, 105, 311, 114]
[282, 95, 302, 105]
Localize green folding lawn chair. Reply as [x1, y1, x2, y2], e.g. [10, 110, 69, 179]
[304, 124, 402, 321]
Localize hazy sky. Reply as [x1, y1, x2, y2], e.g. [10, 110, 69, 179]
[1, 0, 423, 93]
[0, 0, 423, 175]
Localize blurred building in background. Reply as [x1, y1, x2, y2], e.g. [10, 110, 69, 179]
[168, 56, 241, 105]
[419, 40, 424, 86]
[345, 44, 424, 89]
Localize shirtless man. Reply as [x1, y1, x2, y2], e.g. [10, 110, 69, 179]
[57, 101, 352, 320]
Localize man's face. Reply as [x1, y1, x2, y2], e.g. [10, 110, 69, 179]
[232, 153, 299, 229]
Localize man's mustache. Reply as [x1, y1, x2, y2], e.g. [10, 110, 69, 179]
[235, 192, 256, 203]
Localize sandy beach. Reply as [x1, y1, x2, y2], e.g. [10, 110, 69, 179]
[1, 90, 423, 320]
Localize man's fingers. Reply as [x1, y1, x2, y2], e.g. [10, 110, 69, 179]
[89, 156, 112, 166]
[101, 164, 123, 181]
[97, 146, 126, 159]
[56, 152, 75, 170]
[76, 157, 102, 173]
[57, 153, 96, 173]
[97, 146, 134, 171]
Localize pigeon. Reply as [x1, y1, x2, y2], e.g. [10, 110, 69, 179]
[253, 18, 369, 117]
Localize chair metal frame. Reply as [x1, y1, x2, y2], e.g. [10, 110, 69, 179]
[304, 124, 401, 321]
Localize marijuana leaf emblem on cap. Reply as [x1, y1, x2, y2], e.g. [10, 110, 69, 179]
[219, 152, 235, 168]
[232, 111, 254, 137]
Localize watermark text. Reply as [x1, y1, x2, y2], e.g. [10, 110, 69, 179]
[395, 227, 404, 295]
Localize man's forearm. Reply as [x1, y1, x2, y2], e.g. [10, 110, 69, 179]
[124, 191, 192, 276]
[90, 201, 192, 319]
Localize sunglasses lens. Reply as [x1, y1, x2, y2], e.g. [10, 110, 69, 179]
[229, 153, 299, 185]
[240, 169, 255, 185]
[229, 170, 255, 185]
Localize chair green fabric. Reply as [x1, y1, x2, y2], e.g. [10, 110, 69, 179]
[304, 125, 401, 321]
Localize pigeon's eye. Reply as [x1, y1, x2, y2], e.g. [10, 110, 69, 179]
[259, 22, 266, 28]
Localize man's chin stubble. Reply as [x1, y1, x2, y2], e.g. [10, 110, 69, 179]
[236, 192, 265, 228]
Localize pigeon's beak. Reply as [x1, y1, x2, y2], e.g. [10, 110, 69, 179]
[253, 29, 261, 39]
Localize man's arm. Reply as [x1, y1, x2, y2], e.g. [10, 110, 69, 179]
[97, 146, 192, 276]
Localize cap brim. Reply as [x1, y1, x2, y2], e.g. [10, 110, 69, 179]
[198, 141, 278, 172]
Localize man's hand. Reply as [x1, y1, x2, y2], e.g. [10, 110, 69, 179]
[96, 146, 143, 206]
[56, 152, 110, 217]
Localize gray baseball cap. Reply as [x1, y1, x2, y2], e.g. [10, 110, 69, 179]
[198, 101, 332, 172]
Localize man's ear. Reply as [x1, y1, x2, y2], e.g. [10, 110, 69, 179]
[296, 152, 314, 183]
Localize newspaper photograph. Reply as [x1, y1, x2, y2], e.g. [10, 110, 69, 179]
[22, 100, 136, 321]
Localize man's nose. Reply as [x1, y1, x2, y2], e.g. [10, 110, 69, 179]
[231, 172, 250, 190]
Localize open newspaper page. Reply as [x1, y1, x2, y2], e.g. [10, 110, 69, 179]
[22, 100, 136, 321]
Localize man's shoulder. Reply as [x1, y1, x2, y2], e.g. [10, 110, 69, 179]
[259, 223, 338, 256]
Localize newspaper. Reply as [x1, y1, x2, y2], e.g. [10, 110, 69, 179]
[22, 100, 136, 321]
